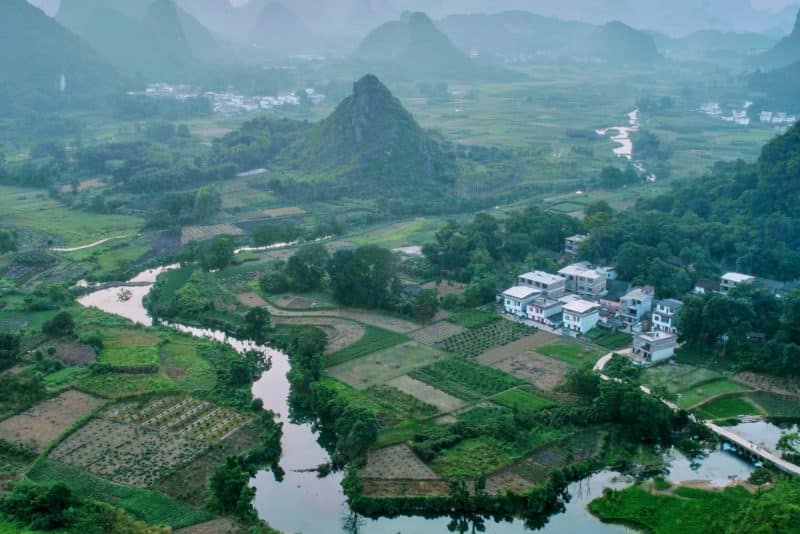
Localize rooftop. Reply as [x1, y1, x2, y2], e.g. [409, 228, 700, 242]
[558, 262, 605, 278]
[519, 271, 566, 285]
[563, 300, 601, 315]
[722, 272, 756, 283]
[636, 330, 677, 343]
[622, 286, 655, 301]
[566, 234, 588, 242]
[658, 298, 683, 309]
[503, 286, 541, 300]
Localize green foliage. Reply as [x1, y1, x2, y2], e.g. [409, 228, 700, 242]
[492, 388, 555, 416]
[446, 309, 498, 329]
[0, 373, 47, 418]
[537, 341, 604, 367]
[408, 289, 439, 323]
[208, 456, 257, 521]
[0, 333, 20, 370]
[200, 235, 234, 271]
[696, 396, 761, 420]
[0, 481, 75, 531]
[325, 326, 408, 367]
[328, 245, 397, 309]
[603, 354, 643, 382]
[599, 165, 639, 189]
[27, 461, 211, 528]
[42, 311, 75, 338]
[0, 230, 16, 254]
[285, 244, 329, 292]
[244, 307, 270, 343]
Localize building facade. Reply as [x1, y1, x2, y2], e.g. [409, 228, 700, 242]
[618, 286, 655, 330]
[502, 286, 540, 317]
[652, 298, 682, 334]
[518, 271, 566, 298]
[562, 300, 601, 333]
[633, 331, 677, 363]
[558, 263, 608, 297]
[564, 234, 587, 256]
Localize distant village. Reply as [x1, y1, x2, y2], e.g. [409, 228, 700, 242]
[129, 83, 326, 115]
[499, 233, 796, 366]
[699, 101, 797, 130]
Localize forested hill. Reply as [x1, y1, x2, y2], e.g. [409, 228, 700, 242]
[584, 21, 663, 64]
[626, 122, 800, 280]
[276, 74, 455, 193]
[760, 8, 800, 68]
[248, 2, 313, 57]
[0, 0, 122, 113]
[58, 0, 222, 81]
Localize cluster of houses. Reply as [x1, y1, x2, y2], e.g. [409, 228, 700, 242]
[501, 248, 798, 365]
[131, 83, 325, 115]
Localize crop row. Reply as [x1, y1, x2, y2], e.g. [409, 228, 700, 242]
[436, 321, 537, 358]
[409, 358, 524, 401]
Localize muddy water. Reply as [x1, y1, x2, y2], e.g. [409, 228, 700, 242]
[78, 266, 759, 533]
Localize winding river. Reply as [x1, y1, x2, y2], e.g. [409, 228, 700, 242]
[78, 266, 759, 533]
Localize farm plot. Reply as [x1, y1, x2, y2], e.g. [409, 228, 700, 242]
[477, 331, 559, 365]
[363, 385, 440, 420]
[409, 358, 524, 401]
[360, 444, 441, 480]
[677, 379, 753, 409]
[105, 395, 252, 444]
[326, 342, 443, 389]
[745, 392, 800, 418]
[0, 390, 105, 452]
[492, 387, 555, 415]
[49, 418, 207, 487]
[510, 430, 606, 484]
[388, 375, 467, 412]
[436, 320, 537, 358]
[325, 326, 408, 367]
[260, 206, 306, 218]
[412, 321, 466, 345]
[488, 352, 571, 392]
[642, 363, 724, 394]
[181, 223, 244, 245]
[535, 341, 605, 367]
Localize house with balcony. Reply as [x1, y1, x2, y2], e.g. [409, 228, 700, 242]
[518, 271, 566, 298]
[632, 330, 677, 363]
[558, 262, 608, 297]
[526, 296, 563, 328]
[720, 272, 755, 293]
[502, 286, 540, 317]
[562, 299, 601, 333]
[618, 286, 655, 330]
[564, 234, 587, 256]
[652, 298, 682, 334]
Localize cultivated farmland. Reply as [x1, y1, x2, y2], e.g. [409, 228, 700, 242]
[0, 390, 105, 452]
[436, 320, 537, 358]
[409, 358, 524, 401]
[49, 418, 208, 487]
[326, 341, 444, 389]
[387, 375, 467, 412]
[411, 321, 466, 345]
[360, 444, 441, 480]
[487, 352, 571, 392]
[181, 223, 244, 245]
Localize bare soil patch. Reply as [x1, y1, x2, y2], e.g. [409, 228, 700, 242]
[0, 390, 105, 452]
[412, 321, 466, 345]
[175, 518, 240, 534]
[477, 331, 559, 365]
[54, 343, 97, 366]
[236, 292, 268, 308]
[388, 375, 466, 412]
[488, 353, 570, 392]
[59, 178, 103, 194]
[484, 472, 534, 495]
[261, 206, 305, 218]
[361, 444, 441, 480]
[50, 418, 207, 487]
[181, 224, 244, 245]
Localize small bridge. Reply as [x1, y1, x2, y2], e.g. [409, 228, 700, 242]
[595, 352, 800, 476]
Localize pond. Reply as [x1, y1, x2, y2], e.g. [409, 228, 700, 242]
[77, 266, 760, 533]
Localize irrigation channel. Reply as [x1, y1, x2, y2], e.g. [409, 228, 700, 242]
[78, 265, 766, 533]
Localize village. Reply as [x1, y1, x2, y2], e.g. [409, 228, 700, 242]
[500, 233, 794, 367]
[130, 82, 326, 114]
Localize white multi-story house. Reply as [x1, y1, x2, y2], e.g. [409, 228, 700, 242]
[564, 234, 587, 256]
[562, 300, 601, 334]
[633, 330, 677, 363]
[720, 272, 755, 293]
[518, 271, 566, 298]
[558, 262, 607, 297]
[618, 286, 655, 329]
[526, 297, 563, 328]
[652, 299, 682, 334]
[502, 286, 540, 317]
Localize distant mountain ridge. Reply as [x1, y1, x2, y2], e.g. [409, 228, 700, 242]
[761, 8, 800, 69]
[354, 12, 504, 80]
[0, 0, 121, 113]
[57, 0, 222, 81]
[249, 2, 314, 57]
[584, 21, 662, 64]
